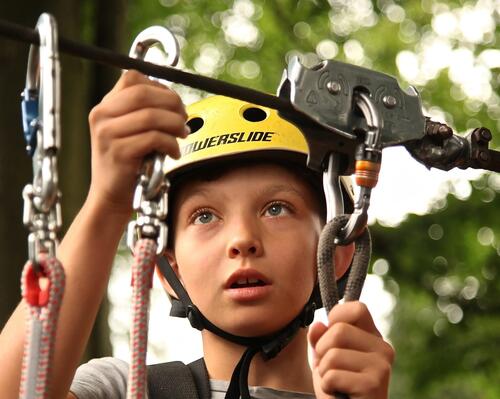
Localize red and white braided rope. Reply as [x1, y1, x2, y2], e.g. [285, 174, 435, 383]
[19, 255, 65, 399]
[126, 238, 157, 399]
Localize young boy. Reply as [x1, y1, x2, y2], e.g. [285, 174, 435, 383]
[0, 70, 394, 399]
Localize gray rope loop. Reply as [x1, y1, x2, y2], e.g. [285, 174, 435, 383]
[317, 215, 372, 399]
[317, 215, 372, 312]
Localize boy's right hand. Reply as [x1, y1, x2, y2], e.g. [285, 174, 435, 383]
[87, 70, 188, 216]
[309, 302, 394, 399]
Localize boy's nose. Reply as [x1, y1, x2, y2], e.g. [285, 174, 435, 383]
[226, 224, 263, 258]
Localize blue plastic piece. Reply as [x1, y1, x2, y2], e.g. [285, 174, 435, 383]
[21, 88, 39, 157]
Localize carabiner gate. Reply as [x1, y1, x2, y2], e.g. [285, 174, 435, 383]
[324, 91, 382, 245]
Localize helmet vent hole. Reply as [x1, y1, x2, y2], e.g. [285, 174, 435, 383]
[242, 107, 267, 122]
[186, 117, 204, 134]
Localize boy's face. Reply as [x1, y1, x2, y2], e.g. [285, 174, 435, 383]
[169, 163, 322, 337]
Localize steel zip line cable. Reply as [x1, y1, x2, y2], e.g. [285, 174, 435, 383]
[0, 18, 294, 114]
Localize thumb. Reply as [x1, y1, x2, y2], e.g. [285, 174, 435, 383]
[308, 322, 328, 367]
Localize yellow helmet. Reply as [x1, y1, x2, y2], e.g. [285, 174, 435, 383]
[164, 95, 354, 205]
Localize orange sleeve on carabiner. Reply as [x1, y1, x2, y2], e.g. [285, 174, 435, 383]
[355, 160, 381, 188]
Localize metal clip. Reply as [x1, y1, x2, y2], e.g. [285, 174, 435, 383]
[21, 13, 62, 265]
[332, 91, 382, 244]
[126, 26, 180, 255]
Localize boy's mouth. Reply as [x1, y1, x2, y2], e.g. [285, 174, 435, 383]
[225, 269, 273, 301]
[230, 278, 267, 289]
[225, 269, 271, 290]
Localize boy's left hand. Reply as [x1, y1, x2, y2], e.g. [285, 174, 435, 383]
[308, 301, 394, 399]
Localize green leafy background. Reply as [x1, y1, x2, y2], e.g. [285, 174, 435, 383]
[124, 1, 500, 397]
[124, 2, 500, 397]
[0, 1, 498, 398]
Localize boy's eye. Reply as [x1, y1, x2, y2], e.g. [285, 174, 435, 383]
[264, 202, 291, 217]
[193, 210, 217, 225]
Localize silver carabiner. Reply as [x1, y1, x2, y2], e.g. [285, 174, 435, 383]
[21, 13, 62, 264]
[130, 26, 179, 201]
[22, 12, 61, 212]
[324, 91, 382, 245]
[126, 26, 180, 255]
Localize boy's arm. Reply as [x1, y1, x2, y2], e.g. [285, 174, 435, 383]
[0, 70, 188, 399]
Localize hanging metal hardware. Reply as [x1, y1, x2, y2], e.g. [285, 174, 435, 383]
[339, 92, 382, 244]
[20, 13, 62, 266]
[320, 92, 382, 244]
[278, 58, 385, 243]
[316, 91, 383, 399]
[126, 26, 180, 256]
[18, 13, 67, 399]
[124, 26, 182, 399]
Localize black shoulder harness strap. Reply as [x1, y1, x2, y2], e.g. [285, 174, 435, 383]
[147, 358, 211, 399]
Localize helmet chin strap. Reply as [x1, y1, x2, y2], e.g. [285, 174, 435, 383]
[156, 256, 316, 399]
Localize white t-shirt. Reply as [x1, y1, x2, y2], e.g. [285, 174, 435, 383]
[70, 357, 316, 399]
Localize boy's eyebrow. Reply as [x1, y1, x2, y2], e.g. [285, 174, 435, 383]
[181, 187, 220, 200]
[258, 184, 305, 199]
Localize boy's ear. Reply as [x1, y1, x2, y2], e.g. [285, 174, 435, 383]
[155, 250, 180, 299]
[334, 242, 355, 280]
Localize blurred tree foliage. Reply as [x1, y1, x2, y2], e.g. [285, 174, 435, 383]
[0, 0, 498, 397]
[372, 175, 500, 399]
[122, 0, 500, 397]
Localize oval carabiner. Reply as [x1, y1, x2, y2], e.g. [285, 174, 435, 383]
[127, 26, 180, 256]
[324, 91, 383, 245]
[21, 13, 61, 213]
[129, 26, 180, 200]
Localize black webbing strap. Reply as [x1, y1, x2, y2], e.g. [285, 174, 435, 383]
[225, 347, 259, 399]
[148, 358, 210, 399]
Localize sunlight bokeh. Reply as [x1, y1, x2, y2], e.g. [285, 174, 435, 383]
[107, 0, 499, 363]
